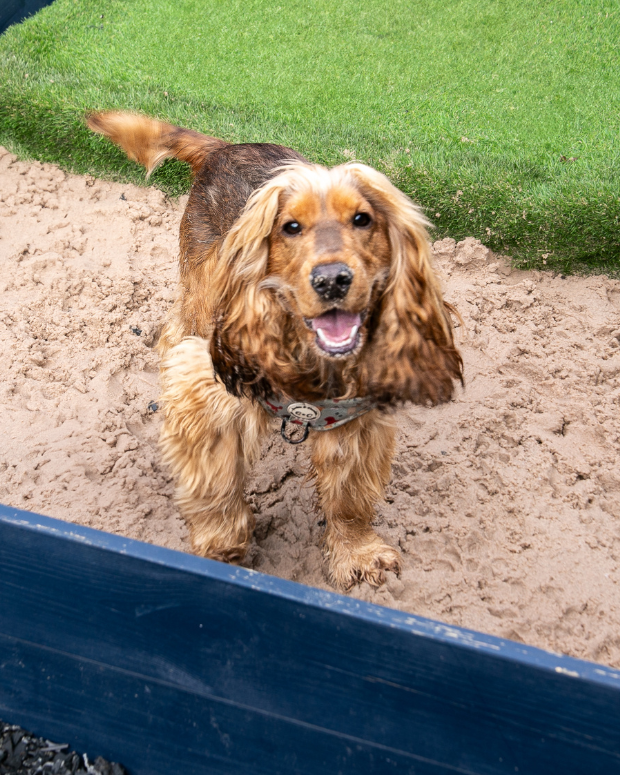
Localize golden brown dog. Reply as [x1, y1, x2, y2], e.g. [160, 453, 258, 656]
[88, 112, 463, 589]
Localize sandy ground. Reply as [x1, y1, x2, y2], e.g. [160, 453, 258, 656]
[1, 147, 620, 668]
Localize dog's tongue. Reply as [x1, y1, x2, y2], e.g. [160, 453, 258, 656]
[311, 309, 361, 341]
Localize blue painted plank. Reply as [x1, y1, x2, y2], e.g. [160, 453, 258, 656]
[0, 0, 56, 35]
[1, 634, 481, 775]
[1, 504, 620, 774]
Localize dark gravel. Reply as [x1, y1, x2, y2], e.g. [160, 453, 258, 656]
[0, 721, 127, 775]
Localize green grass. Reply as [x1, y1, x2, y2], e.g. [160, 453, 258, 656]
[1, 0, 619, 272]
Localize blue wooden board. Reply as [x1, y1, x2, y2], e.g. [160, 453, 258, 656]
[0, 0, 55, 35]
[1, 504, 620, 774]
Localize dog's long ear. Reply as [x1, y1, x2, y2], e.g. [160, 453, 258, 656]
[347, 164, 463, 405]
[209, 165, 306, 398]
[87, 111, 229, 177]
[211, 165, 299, 303]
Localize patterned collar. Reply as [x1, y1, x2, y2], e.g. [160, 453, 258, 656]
[258, 392, 376, 444]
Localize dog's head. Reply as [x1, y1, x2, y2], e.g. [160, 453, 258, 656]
[211, 162, 463, 405]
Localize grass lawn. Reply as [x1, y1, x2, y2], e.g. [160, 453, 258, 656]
[1, 0, 619, 272]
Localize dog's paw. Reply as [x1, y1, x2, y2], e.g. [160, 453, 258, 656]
[192, 539, 248, 564]
[185, 504, 254, 564]
[327, 534, 402, 591]
[189, 522, 250, 564]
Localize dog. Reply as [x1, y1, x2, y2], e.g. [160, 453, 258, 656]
[87, 112, 463, 589]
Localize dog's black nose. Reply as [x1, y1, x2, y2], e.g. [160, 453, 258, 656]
[310, 262, 353, 300]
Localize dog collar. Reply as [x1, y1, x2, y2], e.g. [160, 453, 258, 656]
[258, 393, 376, 444]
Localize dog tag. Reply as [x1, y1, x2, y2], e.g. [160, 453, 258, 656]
[287, 402, 321, 422]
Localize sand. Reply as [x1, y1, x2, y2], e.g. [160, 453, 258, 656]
[1, 147, 619, 668]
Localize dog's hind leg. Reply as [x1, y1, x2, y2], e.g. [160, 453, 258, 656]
[159, 336, 268, 562]
[311, 410, 402, 590]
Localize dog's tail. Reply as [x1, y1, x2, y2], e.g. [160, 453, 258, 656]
[87, 111, 229, 177]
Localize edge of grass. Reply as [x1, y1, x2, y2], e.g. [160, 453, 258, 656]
[2, 63, 619, 276]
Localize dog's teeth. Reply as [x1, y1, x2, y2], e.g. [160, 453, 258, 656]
[317, 325, 359, 350]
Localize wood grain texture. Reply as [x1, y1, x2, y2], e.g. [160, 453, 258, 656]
[1, 504, 619, 774]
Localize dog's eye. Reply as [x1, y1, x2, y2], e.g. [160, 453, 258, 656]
[283, 221, 302, 235]
[352, 212, 371, 228]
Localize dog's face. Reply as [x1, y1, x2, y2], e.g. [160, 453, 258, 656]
[211, 162, 462, 405]
[267, 182, 391, 359]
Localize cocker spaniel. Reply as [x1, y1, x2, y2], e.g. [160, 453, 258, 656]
[88, 112, 463, 589]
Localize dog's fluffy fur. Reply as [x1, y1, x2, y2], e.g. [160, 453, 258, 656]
[88, 111, 463, 589]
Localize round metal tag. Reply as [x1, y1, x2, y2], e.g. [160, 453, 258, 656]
[287, 402, 321, 422]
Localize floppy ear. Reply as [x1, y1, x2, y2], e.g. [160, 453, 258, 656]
[346, 164, 463, 405]
[209, 165, 311, 399]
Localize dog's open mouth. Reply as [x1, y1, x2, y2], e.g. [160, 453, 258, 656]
[307, 309, 362, 355]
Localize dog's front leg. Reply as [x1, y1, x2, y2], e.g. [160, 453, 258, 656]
[311, 410, 402, 589]
[159, 337, 268, 562]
